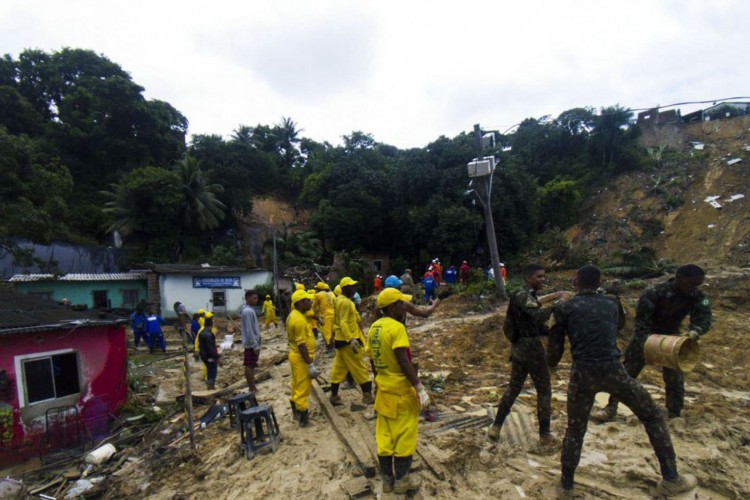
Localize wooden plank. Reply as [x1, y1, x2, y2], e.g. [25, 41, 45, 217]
[29, 477, 63, 495]
[311, 382, 377, 478]
[415, 443, 448, 481]
[180, 371, 271, 404]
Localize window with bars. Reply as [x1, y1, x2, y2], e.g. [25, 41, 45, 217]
[121, 289, 139, 308]
[22, 352, 81, 405]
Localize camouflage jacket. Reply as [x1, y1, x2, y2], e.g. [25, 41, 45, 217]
[633, 280, 712, 341]
[548, 290, 625, 367]
[504, 289, 553, 342]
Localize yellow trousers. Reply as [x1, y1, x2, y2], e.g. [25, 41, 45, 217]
[375, 385, 420, 456]
[289, 351, 313, 411]
[330, 345, 370, 385]
[320, 315, 334, 344]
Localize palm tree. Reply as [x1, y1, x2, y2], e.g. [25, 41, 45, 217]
[230, 125, 254, 146]
[274, 117, 302, 170]
[174, 155, 227, 231]
[264, 227, 321, 267]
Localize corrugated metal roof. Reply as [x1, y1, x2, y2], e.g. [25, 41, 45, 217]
[58, 273, 146, 281]
[8, 274, 55, 282]
[9, 272, 146, 282]
[147, 263, 263, 274]
[0, 289, 125, 335]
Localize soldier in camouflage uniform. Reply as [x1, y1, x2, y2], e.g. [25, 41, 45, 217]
[593, 264, 711, 422]
[548, 265, 697, 498]
[487, 264, 571, 443]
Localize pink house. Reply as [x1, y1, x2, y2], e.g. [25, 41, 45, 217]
[0, 291, 128, 468]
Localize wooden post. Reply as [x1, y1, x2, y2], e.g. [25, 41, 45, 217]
[181, 329, 196, 451]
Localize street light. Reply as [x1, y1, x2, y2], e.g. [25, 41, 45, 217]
[467, 124, 507, 300]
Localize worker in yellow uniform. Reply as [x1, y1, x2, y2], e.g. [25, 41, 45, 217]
[194, 309, 208, 380]
[366, 288, 430, 495]
[305, 288, 320, 340]
[329, 277, 374, 405]
[287, 290, 317, 427]
[314, 282, 336, 355]
[261, 294, 278, 330]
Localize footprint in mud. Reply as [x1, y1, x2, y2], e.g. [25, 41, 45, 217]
[605, 424, 621, 436]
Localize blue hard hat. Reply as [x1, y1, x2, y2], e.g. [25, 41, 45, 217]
[384, 275, 402, 288]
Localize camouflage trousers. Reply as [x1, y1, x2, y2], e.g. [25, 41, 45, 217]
[495, 337, 551, 432]
[608, 336, 686, 415]
[561, 362, 677, 479]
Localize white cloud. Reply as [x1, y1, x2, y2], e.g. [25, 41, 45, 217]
[1, 0, 748, 148]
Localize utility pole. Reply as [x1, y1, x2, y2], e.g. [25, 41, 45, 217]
[468, 124, 507, 300]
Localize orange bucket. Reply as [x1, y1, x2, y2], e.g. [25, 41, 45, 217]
[643, 334, 700, 373]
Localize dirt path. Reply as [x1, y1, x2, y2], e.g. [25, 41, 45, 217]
[105, 279, 750, 499]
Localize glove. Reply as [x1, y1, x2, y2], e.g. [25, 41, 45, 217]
[686, 330, 701, 341]
[308, 363, 319, 379]
[349, 339, 359, 354]
[415, 383, 430, 411]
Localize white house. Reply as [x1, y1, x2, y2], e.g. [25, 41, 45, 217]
[146, 264, 272, 318]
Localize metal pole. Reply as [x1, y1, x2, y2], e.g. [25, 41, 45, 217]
[272, 230, 280, 305]
[473, 124, 507, 300]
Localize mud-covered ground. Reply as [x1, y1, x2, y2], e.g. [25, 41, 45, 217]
[101, 269, 750, 499]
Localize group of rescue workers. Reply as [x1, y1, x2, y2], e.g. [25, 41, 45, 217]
[146, 257, 710, 498]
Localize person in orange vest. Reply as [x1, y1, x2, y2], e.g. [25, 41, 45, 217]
[374, 275, 383, 293]
[500, 263, 508, 284]
[432, 259, 443, 284]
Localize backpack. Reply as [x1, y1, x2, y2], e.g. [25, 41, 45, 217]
[502, 299, 518, 343]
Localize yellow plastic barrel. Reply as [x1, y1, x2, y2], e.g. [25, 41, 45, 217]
[643, 334, 700, 373]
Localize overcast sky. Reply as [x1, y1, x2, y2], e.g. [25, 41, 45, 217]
[1, 0, 748, 149]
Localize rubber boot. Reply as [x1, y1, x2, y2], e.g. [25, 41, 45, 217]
[330, 383, 342, 405]
[290, 400, 299, 422]
[487, 424, 501, 440]
[657, 474, 697, 496]
[591, 403, 617, 423]
[393, 456, 421, 494]
[361, 381, 374, 405]
[378, 455, 394, 493]
[299, 410, 310, 428]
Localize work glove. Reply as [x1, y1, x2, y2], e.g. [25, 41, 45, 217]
[308, 363, 319, 379]
[415, 383, 431, 411]
[685, 330, 701, 341]
[349, 339, 359, 354]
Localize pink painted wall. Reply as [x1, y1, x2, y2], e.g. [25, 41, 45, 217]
[0, 324, 127, 467]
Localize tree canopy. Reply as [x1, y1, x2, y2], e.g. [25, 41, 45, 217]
[0, 47, 650, 272]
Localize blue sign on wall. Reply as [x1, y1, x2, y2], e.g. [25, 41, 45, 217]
[192, 276, 241, 288]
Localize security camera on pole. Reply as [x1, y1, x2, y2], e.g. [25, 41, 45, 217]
[467, 123, 507, 300]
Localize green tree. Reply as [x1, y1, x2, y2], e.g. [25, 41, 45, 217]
[101, 166, 182, 241]
[174, 155, 226, 232]
[265, 228, 322, 267]
[0, 129, 73, 243]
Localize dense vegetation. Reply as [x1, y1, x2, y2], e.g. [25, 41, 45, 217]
[0, 48, 647, 271]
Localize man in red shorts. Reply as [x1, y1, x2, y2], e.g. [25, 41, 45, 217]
[241, 289, 261, 392]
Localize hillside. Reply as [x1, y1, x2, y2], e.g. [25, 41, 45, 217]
[568, 115, 750, 270]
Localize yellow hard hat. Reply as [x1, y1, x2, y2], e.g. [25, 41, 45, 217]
[295, 283, 306, 291]
[204, 311, 214, 319]
[377, 288, 413, 309]
[292, 289, 314, 305]
[340, 276, 358, 288]
[197, 309, 206, 315]
[315, 281, 330, 290]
